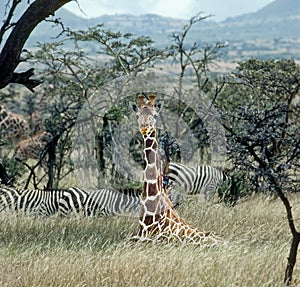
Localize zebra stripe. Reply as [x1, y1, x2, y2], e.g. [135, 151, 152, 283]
[58, 187, 89, 215]
[0, 184, 182, 217]
[167, 162, 226, 201]
[84, 188, 141, 216]
[0, 185, 141, 217]
[0, 185, 89, 216]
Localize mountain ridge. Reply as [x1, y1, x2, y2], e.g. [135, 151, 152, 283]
[255, 0, 300, 18]
[2, 0, 300, 60]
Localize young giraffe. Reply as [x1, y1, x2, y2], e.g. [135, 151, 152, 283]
[0, 103, 29, 146]
[14, 130, 52, 161]
[135, 94, 222, 245]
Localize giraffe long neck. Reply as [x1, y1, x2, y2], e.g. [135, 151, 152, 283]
[0, 106, 8, 127]
[143, 130, 162, 198]
[138, 129, 168, 235]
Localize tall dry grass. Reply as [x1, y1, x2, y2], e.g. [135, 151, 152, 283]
[0, 193, 299, 287]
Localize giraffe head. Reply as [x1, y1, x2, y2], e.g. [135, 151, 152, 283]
[136, 94, 158, 137]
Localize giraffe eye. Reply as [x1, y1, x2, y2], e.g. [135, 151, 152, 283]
[148, 116, 156, 126]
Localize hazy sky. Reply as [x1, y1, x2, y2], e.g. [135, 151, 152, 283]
[64, 0, 274, 21]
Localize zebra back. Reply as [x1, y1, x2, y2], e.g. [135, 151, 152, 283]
[167, 162, 197, 192]
[167, 162, 226, 201]
[194, 165, 225, 200]
[0, 185, 90, 216]
[84, 188, 141, 217]
[59, 187, 89, 216]
[0, 185, 59, 215]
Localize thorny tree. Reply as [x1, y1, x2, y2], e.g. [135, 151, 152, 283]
[216, 59, 300, 286]
[0, 0, 73, 188]
[22, 25, 166, 188]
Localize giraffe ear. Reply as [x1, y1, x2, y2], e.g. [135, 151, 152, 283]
[129, 94, 145, 112]
[148, 94, 156, 106]
[138, 94, 146, 107]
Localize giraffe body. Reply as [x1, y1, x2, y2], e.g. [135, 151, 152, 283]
[0, 104, 29, 145]
[14, 130, 52, 161]
[135, 94, 222, 245]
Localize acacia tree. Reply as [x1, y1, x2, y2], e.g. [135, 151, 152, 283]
[216, 59, 300, 286]
[169, 13, 225, 92]
[167, 14, 226, 164]
[0, 0, 72, 91]
[21, 24, 167, 188]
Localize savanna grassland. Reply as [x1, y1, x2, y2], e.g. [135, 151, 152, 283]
[0, 193, 298, 287]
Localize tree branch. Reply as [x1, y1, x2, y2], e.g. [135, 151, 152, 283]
[0, 0, 72, 91]
[0, 0, 22, 45]
[10, 68, 43, 92]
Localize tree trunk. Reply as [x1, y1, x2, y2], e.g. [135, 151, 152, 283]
[268, 174, 300, 287]
[46, 135, 59, 190]
[0, 0, 72, 90]
[285, 232, 300, 286]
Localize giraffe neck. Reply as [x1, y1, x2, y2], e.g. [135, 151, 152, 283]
[138, 129, 167, 234]
[142, 130, 162, 198]
[0, 106, 9, 127]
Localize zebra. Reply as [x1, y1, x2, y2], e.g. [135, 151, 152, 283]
[166, 162, 228, 202]
[84, 187, 141, 217]
[75, 186, 181, 216]
[0, 183, 182, 217]
[0, 185, 88, 216]
[0, 184, 138, 217]
[0, 184, 140, 217]
[81, 186, 183, 216]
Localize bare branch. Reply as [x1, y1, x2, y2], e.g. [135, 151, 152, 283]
[0, 0, 22, 44]
[10, 68, 43, 92]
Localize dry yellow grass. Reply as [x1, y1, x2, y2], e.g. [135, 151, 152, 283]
[0, 193, 299, 287]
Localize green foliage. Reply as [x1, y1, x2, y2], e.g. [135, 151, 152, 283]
[216, 59, 300, 195]
[66, 24, 166, 75]
[217, 170, 249, 206]
[0, 155, 25, 184]
[19, 23, 170, 188]
[218, 59, 300, 111]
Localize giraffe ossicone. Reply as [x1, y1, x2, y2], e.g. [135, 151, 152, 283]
[134, 93, 223, 246]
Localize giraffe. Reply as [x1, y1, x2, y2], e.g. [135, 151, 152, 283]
[14, 130, 52, 161]
[134, 94, 222, 245]
[28, 110, 43, 134]
[0, 103, 29, 146]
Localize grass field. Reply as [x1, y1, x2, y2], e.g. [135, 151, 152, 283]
[0, 193, 298, 287]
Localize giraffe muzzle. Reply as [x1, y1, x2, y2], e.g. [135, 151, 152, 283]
[140, 127, 148, 135]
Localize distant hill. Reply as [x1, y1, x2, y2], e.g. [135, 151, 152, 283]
[254, 0, 300, 18]
[192, 0, 300, 43]
[88, 13, 187, 35]
[3, 0, 300, 60]
[26, 9, 187, 48]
